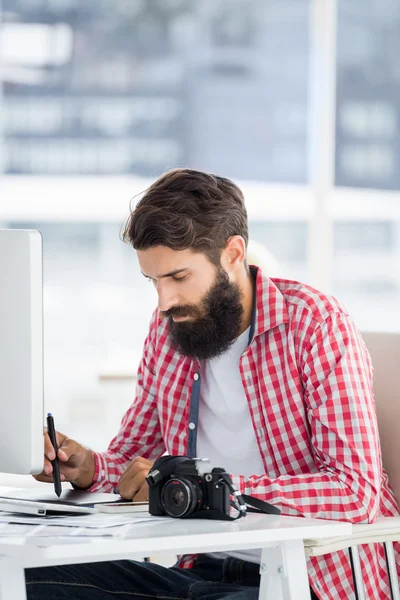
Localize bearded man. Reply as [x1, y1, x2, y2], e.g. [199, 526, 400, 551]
[28, 168, 399, 600]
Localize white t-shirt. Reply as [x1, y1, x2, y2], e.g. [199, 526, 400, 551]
[196, 326, 265, 563]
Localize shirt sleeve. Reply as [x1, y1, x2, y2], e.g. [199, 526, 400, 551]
[231, 313, 382, 523]
[89, 311, 166, 492]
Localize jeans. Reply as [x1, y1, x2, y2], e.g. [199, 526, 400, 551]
[26, 554, 319, 600]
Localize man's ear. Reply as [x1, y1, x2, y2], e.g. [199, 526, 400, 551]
[221, 236, 246, 273]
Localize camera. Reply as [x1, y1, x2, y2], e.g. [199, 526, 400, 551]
[146, 456, 232, 518]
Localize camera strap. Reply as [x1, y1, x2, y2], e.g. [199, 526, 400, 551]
[185, 475, 281, 521]
[241, 494, 281, 516]
[185, 496, 280, 521]
[221, 472, 281, 519]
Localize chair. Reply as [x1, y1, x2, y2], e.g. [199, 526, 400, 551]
[246, 239, 289, 278]
[303, 331, 400, 599]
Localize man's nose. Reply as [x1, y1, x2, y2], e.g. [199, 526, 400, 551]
[157, 282, 178, 313]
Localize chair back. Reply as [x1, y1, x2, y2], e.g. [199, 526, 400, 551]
[362, 331, 400, 506]
[246, 239, 286, 278]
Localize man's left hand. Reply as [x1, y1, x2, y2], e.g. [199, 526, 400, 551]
[117, 456, 153, 501]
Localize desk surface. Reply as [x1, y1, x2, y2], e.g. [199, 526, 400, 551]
[0, 513, 352, 569]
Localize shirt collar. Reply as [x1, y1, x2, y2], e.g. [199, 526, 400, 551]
[248, 265, 289, 342]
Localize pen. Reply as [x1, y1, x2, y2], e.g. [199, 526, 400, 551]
[46, 413, 62, 498]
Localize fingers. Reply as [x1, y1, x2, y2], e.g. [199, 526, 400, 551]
[42, 431, 76, 479]
[40, 431, 91, 486]
[118, 468, 148, 500]
[32, 472, 66, 483]
[44, 430, 67, 462]
[43, 455, 68, 476]
[56, 437, 76, 462]
[44, 432, 56, 462]
[43, 432, 56, 475]
[44, 458, 53, 476]
[119, 457, 153, 482]
[43, 431, 65, 475]
[117, 457, 153, 500]
[128, 456, 153, 470]
[132, 482, 149, 503]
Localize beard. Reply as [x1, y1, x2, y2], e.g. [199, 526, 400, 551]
[163, 267, 244, 361]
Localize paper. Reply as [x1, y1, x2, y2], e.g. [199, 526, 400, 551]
[0, 513, 172, 543]
[0, 511, 169, 529]
[0, 487, 173, 545]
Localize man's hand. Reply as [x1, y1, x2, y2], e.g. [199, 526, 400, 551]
[33, 431, 95, 490]
[117, 457, 153, 501]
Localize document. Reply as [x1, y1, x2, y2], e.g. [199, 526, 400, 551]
[0, 487, 172, 545]
[0, 522, 114, 538]
[0, 512, 172, 543]
[0, 510, 168, 528]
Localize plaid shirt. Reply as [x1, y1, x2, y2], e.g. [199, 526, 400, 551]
[91, 268, 399, 600]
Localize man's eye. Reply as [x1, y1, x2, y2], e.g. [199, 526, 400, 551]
[145, 277, 155, 284]
[172, 275, 187, 282]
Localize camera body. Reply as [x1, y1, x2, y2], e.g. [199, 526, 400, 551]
[147, 456, 230, 518]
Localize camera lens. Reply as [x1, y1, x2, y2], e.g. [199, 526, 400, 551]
[161, 477, 203, 518]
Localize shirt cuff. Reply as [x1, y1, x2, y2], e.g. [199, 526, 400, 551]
[87, 451, 110, 492]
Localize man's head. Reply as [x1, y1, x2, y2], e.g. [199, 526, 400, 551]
[123, 168, 250, 360]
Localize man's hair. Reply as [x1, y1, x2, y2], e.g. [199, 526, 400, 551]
[123, 168, 248, 265]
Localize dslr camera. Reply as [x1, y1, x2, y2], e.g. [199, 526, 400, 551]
[146, 455, 234, 519]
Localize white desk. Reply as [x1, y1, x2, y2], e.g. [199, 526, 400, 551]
[0, 512, 351, 600]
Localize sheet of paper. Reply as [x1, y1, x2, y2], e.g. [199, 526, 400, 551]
[0, 516, 173, 543]
[0, 522, 114, 537]
[0, 511, 169, 529]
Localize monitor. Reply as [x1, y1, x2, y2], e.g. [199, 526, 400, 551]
[0, 229, 44, 474]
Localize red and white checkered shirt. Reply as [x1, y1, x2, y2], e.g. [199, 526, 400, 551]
[91, 268, 399, 600]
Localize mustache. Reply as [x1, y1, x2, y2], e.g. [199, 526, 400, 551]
[161, 305, 200, 319]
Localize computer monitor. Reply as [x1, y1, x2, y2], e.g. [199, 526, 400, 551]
[0, 229, 44, 474]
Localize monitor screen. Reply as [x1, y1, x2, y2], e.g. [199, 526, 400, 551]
[0, 229, 44, 474]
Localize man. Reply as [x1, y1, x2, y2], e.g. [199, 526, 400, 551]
[27, 168, 399, 600]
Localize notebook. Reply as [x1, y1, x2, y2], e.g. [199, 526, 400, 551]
[0, 489, 123, 516]
[0, 497, 95, 516]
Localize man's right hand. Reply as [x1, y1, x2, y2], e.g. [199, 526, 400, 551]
[33, 431, 95, 490]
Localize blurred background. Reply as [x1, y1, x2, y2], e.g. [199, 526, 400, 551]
[1, 0, 400, 450]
